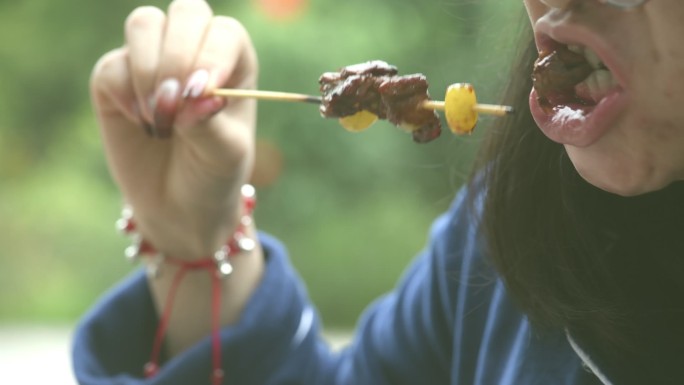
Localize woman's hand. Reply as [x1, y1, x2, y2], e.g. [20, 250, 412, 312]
[91, 0, 258, 259]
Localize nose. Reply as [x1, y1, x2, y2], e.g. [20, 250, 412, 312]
[540, 0, 574, 8]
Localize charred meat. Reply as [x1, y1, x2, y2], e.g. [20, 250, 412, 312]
[319, 60, 441, 143]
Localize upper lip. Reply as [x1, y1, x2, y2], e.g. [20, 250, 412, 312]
[533, 16, 628, 90]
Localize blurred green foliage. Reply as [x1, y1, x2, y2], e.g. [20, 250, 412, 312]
[0, 0, 523, 328]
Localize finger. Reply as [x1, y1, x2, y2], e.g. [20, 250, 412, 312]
[91, 48, 170, 193]
[91, 48, 157, 140]
[148, 0, 213, 137]
[175, 16, 259, 132]
[171, 17, 260, 173]
[157, 0, 213, 83]
[210, 17, 259, 125]
[193, 16, 258, 92]
[124, 6, 166, 124]
[91, 48, 142, 129]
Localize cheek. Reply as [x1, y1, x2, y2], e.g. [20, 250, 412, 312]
[650, 67, 684, 111]
[632, 80, 684, 148]
[633, 39, 684, 114]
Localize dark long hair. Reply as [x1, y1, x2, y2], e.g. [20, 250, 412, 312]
[468, 16, 652, 349]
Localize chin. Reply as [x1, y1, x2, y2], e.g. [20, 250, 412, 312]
[573, 162, 671, 197]
[564, 137, 679, 197]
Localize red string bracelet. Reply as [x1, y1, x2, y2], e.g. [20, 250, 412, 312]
[116, 185, 257, 385]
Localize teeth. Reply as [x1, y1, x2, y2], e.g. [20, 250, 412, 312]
[563, 43, 617, 102]
[593, 69, 617, 93]
[566, 44, 605, 70]
[567, 44, 583, 54]
[583, 48, 605, 70]
[576, 69, 617, 102]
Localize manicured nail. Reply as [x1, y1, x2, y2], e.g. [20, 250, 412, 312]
[156, 78, 181, 104]
[182, 69, 210, 99]
[142, 122, 155, 137]
[147, 95, 156, 115]
[152, 78, 181, 138]
[132, 102, 155, 137]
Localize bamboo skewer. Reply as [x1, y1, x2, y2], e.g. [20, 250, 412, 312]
[211, 88, 514, 116]
[211, 88, 322, 105]
[421, 100, 514, 117]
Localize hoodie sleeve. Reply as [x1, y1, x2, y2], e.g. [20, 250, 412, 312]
[72, 189, 580, 385]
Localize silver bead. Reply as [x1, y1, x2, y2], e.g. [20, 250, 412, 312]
[115, 218, 130, 234]
[217, 260, 233, 278]
[237, 236, 256, 252]
[124, 234, 142, 262]
[241, 184, 256, 198]
[240, 215, 253, 227]
[120, 205, 134, 220]
[146, 253, 164, 278]
[214, 246, 229, 262]
[124, 244, 140, 262]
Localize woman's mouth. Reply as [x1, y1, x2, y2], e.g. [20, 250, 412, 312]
[530, 38, 628, 147]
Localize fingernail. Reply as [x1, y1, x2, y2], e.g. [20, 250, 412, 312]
[132, 102, 156, 137]
[147, 95, 156, 115]
[152, 78, 181, 138]
[156, 78, 181, 104]
[182, 69, 210, 99]
[142, 122, 156, 137]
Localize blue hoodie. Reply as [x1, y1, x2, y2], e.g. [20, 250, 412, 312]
[72, 189, 605, 384]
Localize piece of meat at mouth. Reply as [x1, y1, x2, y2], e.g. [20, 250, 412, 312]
[531, 45, 595, 111]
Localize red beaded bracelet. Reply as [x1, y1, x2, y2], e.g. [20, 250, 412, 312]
[116, 184, 257, 385]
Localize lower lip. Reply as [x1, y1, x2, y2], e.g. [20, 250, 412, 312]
[529, 88, 628, 147]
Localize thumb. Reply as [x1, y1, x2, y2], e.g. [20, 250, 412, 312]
[174, 94, 228, 131]
[174, 68, 256, 137]
[173, 92, 257, 180]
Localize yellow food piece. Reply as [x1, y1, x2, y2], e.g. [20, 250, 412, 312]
[338, 110, 378, 132]
[444, 83, 478, 135]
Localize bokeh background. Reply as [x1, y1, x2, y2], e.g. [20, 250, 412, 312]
[0, 0, 524, 339]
